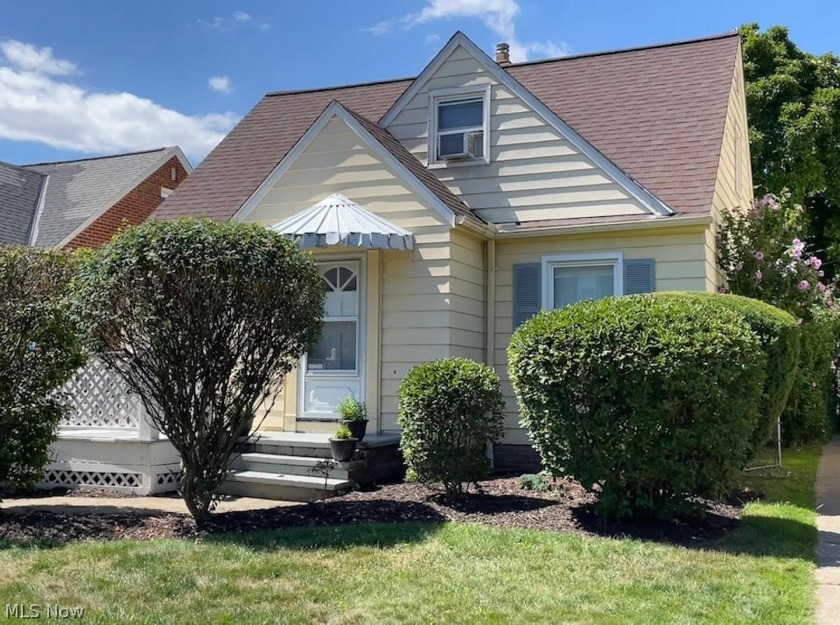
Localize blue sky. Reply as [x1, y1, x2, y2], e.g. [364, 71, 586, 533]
[1, 0, 836, 166]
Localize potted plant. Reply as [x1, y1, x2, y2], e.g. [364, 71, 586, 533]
[338, 396, 368, 441]
[329, 424, 357, 462]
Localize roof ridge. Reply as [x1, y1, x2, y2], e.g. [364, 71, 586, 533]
[22, 146, 171, 168]
[0, 159, 47, 178]
[262, 32, 738, 99]
[265, 76, 414, 98]
[507, 32, 739, 69]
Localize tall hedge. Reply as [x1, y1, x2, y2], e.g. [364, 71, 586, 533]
[782, 310, 839, 444]
[398, 358, 504, 495]
[0, 246, 85, 495]
[654, 292, 800, 457]
[508, 293, 766, 520]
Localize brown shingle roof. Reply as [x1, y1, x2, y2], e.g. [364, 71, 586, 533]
[346, 108, 483, 224]
[156, 33, 739, 223]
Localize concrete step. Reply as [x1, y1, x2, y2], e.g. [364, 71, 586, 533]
[217, 469, 353, 502]
[233, 452, 359, 480]
[244, 432, 400, 459]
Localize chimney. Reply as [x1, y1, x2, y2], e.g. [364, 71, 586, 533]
[495, 42, 511, 66]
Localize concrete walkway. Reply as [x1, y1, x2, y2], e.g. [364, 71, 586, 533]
[816, 436, 840, 624]
[0, 494, 297, 515]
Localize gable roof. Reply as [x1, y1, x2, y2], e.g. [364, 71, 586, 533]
[0, 161, 45, 245]
[234, 101, 481, 227]
[22, 146, 190, 247]
[156, 32, 740, 225]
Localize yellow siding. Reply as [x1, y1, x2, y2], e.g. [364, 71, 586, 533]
[384, 44, 651, 224]
[493, 228, 708, 443]
[708, 44, 754, 291]
[449, 228, 486, 362]
[240, 112, 472, 434]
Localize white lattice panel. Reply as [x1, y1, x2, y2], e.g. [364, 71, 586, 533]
[43, 468, 143, 489]
[58, 357, 143, 428]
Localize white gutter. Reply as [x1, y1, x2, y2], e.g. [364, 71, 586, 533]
[493, 214, 712, 239]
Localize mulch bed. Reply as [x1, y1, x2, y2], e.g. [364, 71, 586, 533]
[0, 476, 747, 547]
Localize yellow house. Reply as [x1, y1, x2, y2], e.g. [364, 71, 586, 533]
[157, 31, 752, 471]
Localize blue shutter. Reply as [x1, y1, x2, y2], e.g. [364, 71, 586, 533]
[513, 263, 541, 328]
[624, 259, 655, 294]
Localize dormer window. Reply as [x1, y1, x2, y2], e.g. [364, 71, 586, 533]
[429, 86, 491, 167]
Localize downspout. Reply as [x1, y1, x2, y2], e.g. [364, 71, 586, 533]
[485, 239, 496, 367]
[485, 238, 496, 466]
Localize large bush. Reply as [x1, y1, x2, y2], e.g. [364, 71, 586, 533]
[0, 246, 85, 496]
[654, 292, 800, 457]
[75, 219, 324, 524]
[398, 358, 504, 495]
[718, 192, 840, 444]
[508, 293, 766, 520]
[782, 310, 840, 444]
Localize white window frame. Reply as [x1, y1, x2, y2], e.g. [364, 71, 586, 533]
[299, 256, 366, 420]
[427, 85, 491, 168]
[541, 252, 624, 310]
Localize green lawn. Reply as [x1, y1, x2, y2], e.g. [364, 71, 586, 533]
[0, 446, 821, 625]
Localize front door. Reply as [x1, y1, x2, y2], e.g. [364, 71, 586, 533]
[300, 260, 364, 420]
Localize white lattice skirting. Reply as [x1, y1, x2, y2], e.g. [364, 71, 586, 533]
[41, 436, 181, 495]
[41, 467, 181, 493]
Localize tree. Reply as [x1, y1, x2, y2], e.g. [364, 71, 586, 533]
[740, 24, 840, 269]
[75, 220, 324, 524]
[0, 246, 85, 497]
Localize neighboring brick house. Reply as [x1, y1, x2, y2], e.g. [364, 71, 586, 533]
[0, 147, 191, 248]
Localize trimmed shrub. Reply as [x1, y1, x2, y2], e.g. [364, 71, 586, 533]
[654, 292, 800, 457]
[0, 246, 85, 495]
[74, 219, 324, 525]
[508, 293, 766, 520]
[398, 358, 504, 495]
[782, 309, 840, 444]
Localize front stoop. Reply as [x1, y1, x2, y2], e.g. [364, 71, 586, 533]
[216, 432, 403, 502]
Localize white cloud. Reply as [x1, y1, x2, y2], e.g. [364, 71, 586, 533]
[365, 0, 568, 62]
[361, 20, 393, 36]
[198, 12, 270, 32]
[208, 75, 232, 94]
[424, 33, 441, 46]
[1, 40, 79, 75]
[0, 40, 238, 161]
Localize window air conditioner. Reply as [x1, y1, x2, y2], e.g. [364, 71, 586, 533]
[439, 131, 483, 160]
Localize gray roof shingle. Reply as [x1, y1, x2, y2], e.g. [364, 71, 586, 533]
[22, 148, 171, 247]
[0, 161, 45, 245]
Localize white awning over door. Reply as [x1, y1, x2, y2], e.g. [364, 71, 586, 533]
[270, 193, 414, 250]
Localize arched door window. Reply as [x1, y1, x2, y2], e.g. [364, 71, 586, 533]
[306, 264, 358, 372]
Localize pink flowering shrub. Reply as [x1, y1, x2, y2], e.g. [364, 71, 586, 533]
[718, 193, 836, 321]
[719, 193, 840, 443]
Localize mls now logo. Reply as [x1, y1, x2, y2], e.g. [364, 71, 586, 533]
[5, 604, 85, 619]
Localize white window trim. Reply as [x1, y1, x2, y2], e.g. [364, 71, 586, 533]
[541, 252, 624, 310]
[427, 85, 491, 168]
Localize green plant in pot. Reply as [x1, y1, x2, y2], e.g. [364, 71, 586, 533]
[329, 424, 357, 463]
[338, 397, 368, 441]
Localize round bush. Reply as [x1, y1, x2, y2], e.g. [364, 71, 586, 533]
[508, 293, 766, 520]
[398, 358, 504, 495]
[654, 292, 800, 458]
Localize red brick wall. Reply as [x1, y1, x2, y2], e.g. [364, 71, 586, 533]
[66, 156, 189, 249]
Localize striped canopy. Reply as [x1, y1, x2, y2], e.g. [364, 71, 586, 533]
[269, 193, 414, 250]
